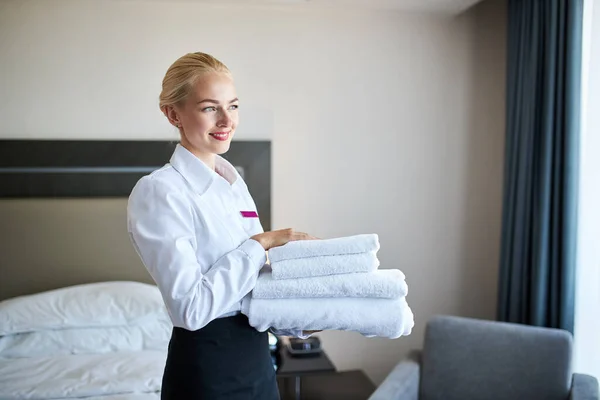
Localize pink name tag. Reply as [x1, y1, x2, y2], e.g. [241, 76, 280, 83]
[240, 211, 259, 218]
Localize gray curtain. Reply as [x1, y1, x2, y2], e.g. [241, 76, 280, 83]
[497, 0, 584, 333]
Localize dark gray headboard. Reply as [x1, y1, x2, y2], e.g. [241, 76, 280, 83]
[0, 140, 271, 230]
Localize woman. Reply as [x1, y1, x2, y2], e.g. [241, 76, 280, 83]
[127, 52, 318, 400]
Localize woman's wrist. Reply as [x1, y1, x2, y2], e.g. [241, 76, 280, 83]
[251, 233, 269, 250]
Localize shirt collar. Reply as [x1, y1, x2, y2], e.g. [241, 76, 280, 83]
[169, 143, 240, 195]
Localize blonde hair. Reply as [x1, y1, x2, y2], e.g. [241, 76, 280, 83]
[159, 52, 231, 112]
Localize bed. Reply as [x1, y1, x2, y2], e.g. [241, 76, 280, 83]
[0, 281, 169, 400]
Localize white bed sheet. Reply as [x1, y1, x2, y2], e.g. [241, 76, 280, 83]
[0, 350, 166, 400]
[52, 395, 160, 400]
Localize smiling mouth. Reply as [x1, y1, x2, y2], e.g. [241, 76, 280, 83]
[209, 132, 230, 141]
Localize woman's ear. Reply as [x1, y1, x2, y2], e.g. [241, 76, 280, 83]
[163, 105, 182, 128]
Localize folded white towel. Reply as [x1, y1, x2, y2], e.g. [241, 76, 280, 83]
[270, 251, 379, 280]
[252, 269, 407, 299]
[241, 295, 414, 339]
[268, 234, 380, 263]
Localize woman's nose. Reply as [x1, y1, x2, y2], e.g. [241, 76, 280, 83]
[217, 110, 232, 127]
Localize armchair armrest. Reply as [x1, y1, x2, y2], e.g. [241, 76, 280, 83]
[368, 350, 421, 400]
[570, 373, 599, 400]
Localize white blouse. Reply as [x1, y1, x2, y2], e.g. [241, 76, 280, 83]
[127, 144, 301, 337]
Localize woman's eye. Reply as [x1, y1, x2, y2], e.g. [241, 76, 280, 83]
[229, 104, 239, 111]
[202, 106, 216, 112]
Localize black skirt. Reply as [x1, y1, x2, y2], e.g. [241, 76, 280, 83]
[161, 313, 280, 400]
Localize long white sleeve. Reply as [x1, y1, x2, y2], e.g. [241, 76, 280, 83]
[127, 177, 267, 331]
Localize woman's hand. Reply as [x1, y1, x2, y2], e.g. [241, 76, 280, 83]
[251, 228, 319, 251]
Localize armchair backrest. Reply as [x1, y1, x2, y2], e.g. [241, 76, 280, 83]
[420, 315, 573, 400]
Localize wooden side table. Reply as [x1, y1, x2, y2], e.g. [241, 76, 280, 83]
[275, 346, 336, 400]
[278, 370, 376, 400]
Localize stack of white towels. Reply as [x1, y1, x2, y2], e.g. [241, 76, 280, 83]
[241, 234, 414, 339]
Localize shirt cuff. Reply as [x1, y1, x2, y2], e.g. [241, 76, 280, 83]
[269, 327, 311, 339]
[239, 238, 268, 269]
[297, 331, 312, 339]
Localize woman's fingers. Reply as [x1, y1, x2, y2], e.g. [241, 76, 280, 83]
[256, 229, 321, 250]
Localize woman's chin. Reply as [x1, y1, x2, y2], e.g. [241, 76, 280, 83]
[214, 142, 231, 155]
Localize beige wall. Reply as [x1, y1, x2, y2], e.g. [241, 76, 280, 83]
[0, 0, 506, 385]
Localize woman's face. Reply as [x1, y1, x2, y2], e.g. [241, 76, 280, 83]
[168, 72, 239, 163]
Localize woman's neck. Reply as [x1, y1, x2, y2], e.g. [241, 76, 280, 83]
[181, 142, 216, 170]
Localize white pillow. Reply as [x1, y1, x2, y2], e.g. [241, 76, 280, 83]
[0, 281, 168, 335]
[0, 314, 172, 358]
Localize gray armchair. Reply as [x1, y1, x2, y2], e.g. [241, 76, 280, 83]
[369, 315, 599, 400]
